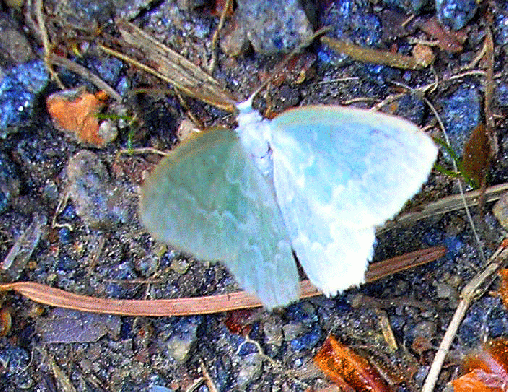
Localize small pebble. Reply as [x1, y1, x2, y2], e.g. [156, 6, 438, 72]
[0, 12, 34, 64]
[495, 83, 508, 107]
[438, 85, 481, 156]
[392, 93, 426, 125]
[221, 0, 314, 55]
[159, 316, 203, 363]
[382, 0, 431, 14]
[66, 150, 135, 230]
[435, 282, 457, 300]
[36, 308, 121, 343]
[493, 193, 508, 230]
[494, 11, 508, 45]
[319, 0, 382, 65]
[149, 387, 175, 392]
[0, 346, 33, 389]
[435, 0, 478, 31]
[459, 298, 508, 347]
[47, 0, 115, 30]
[236, 353, 263, 389]
[0, 60, 49, 135]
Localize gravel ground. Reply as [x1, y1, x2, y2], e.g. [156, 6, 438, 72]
[0, 0, 508, 391]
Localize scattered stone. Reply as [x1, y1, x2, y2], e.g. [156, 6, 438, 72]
[66, 150, 135, 230]
[435, 282, 458, 300]
[0, 60, 49, 136]
[438, 85, 481, 156]
[382, 0, 431, 14]
[494, 7, 508, 46]
[493, 193, 508, 230]
[36, 308, 121, 343]
[495, 83, 508, 107]
[435, 0, 478, 31]
[319, 0, 382, 65]
[0, 214, 46, 280]
[460, 298, 508, 347]
[159, 316, 203, 363]
[263, 317, 284, 357]
[0, 12, 35, 64]
[221, 0, 314, 55]
[44, 0, 115, 30]
[0, 346, 34, 390]
[149, 386, 175, 392]
[236, 353, 263, 389]
[392, 93, 427, 125]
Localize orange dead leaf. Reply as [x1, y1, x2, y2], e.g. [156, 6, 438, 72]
[314, 335, 394, 392]
[46, 88, 108, 147]
[452, 338, 508, 392]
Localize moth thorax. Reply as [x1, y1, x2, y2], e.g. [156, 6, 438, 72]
[236, 106, 274, 177]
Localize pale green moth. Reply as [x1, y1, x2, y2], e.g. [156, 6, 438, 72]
[139, 98, 438, 309]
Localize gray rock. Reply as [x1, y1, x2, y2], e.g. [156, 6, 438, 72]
[67, 150, 135, 230]
[237, 353, 263, 389]
[221, 0, 314, 55]
[36, 308, 121, 343]
[435, 0, 478, 31]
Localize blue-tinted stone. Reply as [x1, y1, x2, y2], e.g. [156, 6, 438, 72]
[459, 297, 508, 347]
[158, 316, 203, 363]
[439, 85, 481, 155]
[435, 0, 478, 31]
[357, 63, 402, 87]
[58, 227, 72, 244]
[495, 83, 508, 106]
[0, 60, 49, 133]
[289, 329, 321, 352]
[56, 255, 78, 274]
[223, 0, 314, 54]
[149, 387, 175, 392]
[382, 0, 431, 13]
[393, 94, 426, 125]
[86, 57, 124, 86]
[286, 302, 318, 325]
[443, 236, 464, 260]
[0, 346, 33, 389]
[60, 204, 78, 221]
[67, 150, 134, 230]
[495, 13, 508, 45]
[101, 261, 138, 298]
[237, 341, 259, 356]
[319, 0, 382, 65]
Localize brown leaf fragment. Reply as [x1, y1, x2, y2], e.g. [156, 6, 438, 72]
[462, 123, 492, 188]
[314, 335, 394, 392]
